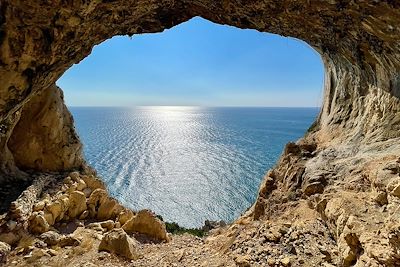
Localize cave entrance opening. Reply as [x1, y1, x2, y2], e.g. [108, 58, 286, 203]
[54, 17, 323, 228]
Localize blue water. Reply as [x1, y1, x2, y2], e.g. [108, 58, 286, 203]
[70, 106, 318, 227]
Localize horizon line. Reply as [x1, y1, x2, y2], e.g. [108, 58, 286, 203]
[67, 105, 321, 108]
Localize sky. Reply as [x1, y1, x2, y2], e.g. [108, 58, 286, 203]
[57, 17, 324, 107]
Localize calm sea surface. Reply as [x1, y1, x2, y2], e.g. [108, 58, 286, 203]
[70, 107, 318, 227]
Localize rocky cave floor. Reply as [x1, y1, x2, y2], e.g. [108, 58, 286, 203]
[1, 138, 400, 266]
[0, 172, 339, 267]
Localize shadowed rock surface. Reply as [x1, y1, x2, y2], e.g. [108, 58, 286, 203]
[0, 0, 400, 266]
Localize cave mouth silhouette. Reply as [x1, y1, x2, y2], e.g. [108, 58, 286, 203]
[2, 2, 398, 182]
[1, 3, 399, 228]
[53, 17, 323, 227]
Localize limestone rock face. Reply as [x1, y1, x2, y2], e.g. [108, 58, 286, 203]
[29, 212, 50, 234]
[7, 85, 84, 173]
[68, 191, 87, 218]
[98, 228, 139, 260]
[122, 209, 169, 242]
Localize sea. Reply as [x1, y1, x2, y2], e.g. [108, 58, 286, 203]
[70, 106, 319, 228]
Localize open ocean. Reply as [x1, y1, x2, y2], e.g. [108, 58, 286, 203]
[70, 106, 318, 227]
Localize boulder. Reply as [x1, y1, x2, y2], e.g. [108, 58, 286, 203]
[43, 211, 54, 225]
[59, 235, 81, 247]
[40, 231, 61, 246]
[86, 222, 105, 232]
[388, 181, 400, 198]
[87, 189, 108, 217]
[100, 220, 115, 231]
[118, 209, 134, 225]
[98, 198, 119, 220]
[46, 200, 63, 223]
[68, 191, 87, 218]
[29, 212, 50, 234]
[235, 255, 251, 267]
[33, 201, 46, 212]
[122, 209, 169, 242]
[76, 179, 87, 191]
[83, 188, 92, 198]
[0, 232, 19, 246]
[69, 172, 80, 182]
[372, 191, 388, 205]
[81, 175, 105, 190]
[98, 228, 139, 260]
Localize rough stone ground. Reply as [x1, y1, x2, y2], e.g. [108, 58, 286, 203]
[2, 211, 336, 267]
[0, 171, 339, 267]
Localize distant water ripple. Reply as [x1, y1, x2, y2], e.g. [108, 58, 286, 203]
[71, 106, 318, 227]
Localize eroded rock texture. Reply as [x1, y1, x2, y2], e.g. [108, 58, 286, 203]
[8, 85, 83, 173]
[0, 0, 400, 266]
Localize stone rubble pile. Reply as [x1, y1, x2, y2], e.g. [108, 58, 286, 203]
[0, 172, 169, 262]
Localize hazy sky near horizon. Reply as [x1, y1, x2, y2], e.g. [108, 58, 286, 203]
[58, 17, 324, 107]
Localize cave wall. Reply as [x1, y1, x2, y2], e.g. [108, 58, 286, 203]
[0, 1, 399, 178]
[8, 85, 84, 173]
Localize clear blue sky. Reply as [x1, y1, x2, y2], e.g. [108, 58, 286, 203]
[57, 17, 324, 107]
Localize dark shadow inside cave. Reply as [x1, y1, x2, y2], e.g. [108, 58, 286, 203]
[0, 179, 32, 214]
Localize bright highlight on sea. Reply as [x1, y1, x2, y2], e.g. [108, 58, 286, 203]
[71, 106, 318, 228]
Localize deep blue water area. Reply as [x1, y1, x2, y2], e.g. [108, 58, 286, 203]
[70, 106, 318, 227]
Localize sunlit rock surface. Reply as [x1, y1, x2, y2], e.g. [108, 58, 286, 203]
[0, 0, 400, 266]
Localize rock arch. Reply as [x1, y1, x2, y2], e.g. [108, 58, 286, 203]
[1, 1, 399, 178]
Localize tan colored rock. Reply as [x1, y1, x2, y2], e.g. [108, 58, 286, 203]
[59, 235, 81, 247]
[43, 211, 54, 225]
[47, 249, 58, 256]
[46, 200, 63, 223]
[86, 223, 105, 232]
[79, 210, 89, 220]
[389, 182, 400, 198]
[6, 220, 17, 231]
[76, 179, 87, 191]
[69, 172, 80, 182]
[281, 257, 291, 266]
[0, 232, 19, 246]
[100, 220, 115, 231]
[0, 241, 11, 253]
[7, 86, 84, 172]
[29, 212, 50, 234]
[118, 209, 134, 225]
[235, 255, 251, 267]
[98, 228, 139, 260]
[63, 176, 73, 185]
[87, 188, 108, 217]
[266, 258, 275, 266]
[33, 201, 46, 212]
[98, 198, 120, 221]
[68, 191, 87, 218]
[83, 187, 92, 198]
[24, 248, 50, 263]
[372, 191, 388, 205]
[81, 175, 106, 190]
[122, 209, 169, 242]
[40, 231, 61, 246]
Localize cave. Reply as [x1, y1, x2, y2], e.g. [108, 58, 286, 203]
[0, 1, 399, 178]
[1, 1, 400, 266]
